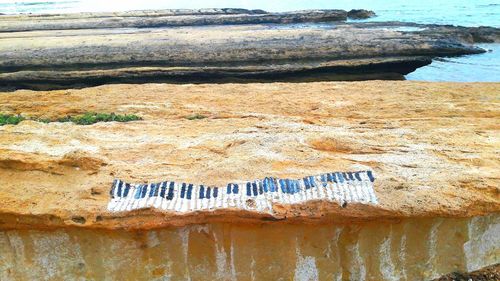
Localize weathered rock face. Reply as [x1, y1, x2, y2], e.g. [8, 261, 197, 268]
[0, 10, 492, 90]
[0, 215, 498, 280]
[0, 81, 498, 230]
[0, 81, 499, 279]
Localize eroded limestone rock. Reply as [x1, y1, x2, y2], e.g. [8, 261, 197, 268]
[0, 81, 498, 230]
[0, 215, 498, 280]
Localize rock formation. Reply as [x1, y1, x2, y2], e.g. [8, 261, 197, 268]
[0, 81, 498, 229]
[0, 7, 499, 280]
[0, 81, 499, 280]
[0, 9, 496, 90]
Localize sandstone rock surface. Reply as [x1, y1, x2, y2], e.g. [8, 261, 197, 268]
[0, 81, 498, 230]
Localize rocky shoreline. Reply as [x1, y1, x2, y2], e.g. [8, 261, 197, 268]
[0, 8, 499, 281]
[0, 9, 498, 90]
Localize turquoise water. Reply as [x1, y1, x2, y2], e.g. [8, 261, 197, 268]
[1, 0, 499, 82]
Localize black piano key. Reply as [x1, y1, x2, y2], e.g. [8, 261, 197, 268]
[199, 185, 205, 199]
[117, 181, 123, 197]
[140, 184, 148, 198]
[269, 178, 275, 192]
[320, 174, 327, 187]
[180, 183, 186, 198]
[354, 172, 362, 181]
[148, 183, 157, 197]
[153, 182, 161, 197]
[252, 182, 258, 196]
[286, 179, 292, 193]
[347, 172, 355, 181]
[273, 178, 279, 192]
[227, 184, 232, 194]
[233, 183, 239, 194]
[330, 173, 337, 183]
[279, 179, 286, 193]
[123, 183, 131, 197]
[309, 176, 316, 187]
[366, 171, 375, 182]
[262, 178, 272, 192]
[303, 177, 311, 189]
[246, 182, 252, 196]
[159, 182, 167, 198]
[166, 182, 175, 200]
[187, 184, 193, 199]
[327, 173, 333, 182]
[258, 181, 263, 194]
[213, 187, 218, 198]
[342, 173, 350, 182]
[206, 187, 211, 199]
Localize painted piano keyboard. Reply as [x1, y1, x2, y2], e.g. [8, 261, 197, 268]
[107, 171, 377, 213]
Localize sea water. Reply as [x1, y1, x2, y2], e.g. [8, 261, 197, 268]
[0, 0, 499, 82]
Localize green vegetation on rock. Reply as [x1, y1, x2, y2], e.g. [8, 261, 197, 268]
[57, 112, 142, 125]
[186, 114, 207, 120]
[0, 113, 141, 126]
[0, 114, 25, 126]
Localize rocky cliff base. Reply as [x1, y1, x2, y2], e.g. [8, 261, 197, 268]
[1, 215, 498, 280]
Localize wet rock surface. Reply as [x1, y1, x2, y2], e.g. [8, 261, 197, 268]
[0, 81, 498, 230]
[0, 10, 495, 90]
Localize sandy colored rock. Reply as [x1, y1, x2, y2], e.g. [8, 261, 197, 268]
[1, 215, 498, 280]
[0, 81, 499, 230]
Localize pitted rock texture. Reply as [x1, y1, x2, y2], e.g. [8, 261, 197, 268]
[0, 81, 499, 230]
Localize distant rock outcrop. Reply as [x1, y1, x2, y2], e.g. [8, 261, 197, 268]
[347, 9, 376, 19]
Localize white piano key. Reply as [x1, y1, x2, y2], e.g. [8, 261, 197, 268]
[125, 185, 137, 211]
[210, 188, 217, 210]
[314, 176, 324, 200]
[324, 180, 334, 201]
[348, 180, 358, 202]
[333, 180, 342, 204]
[174, 183, 184, 212]
[359, 180, 369, 203]
[216, 187, 224, 209]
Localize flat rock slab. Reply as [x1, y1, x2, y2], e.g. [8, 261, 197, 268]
[0, 11, 488, 90]
[0, 81, 498, 230]
[0, 9, 350, 32]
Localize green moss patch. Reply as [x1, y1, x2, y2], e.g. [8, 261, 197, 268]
[0, 112, 141, 126]
[57, 112, 142, 125]
[185, 114, 207, 120]
[0, 114, 25, 126]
